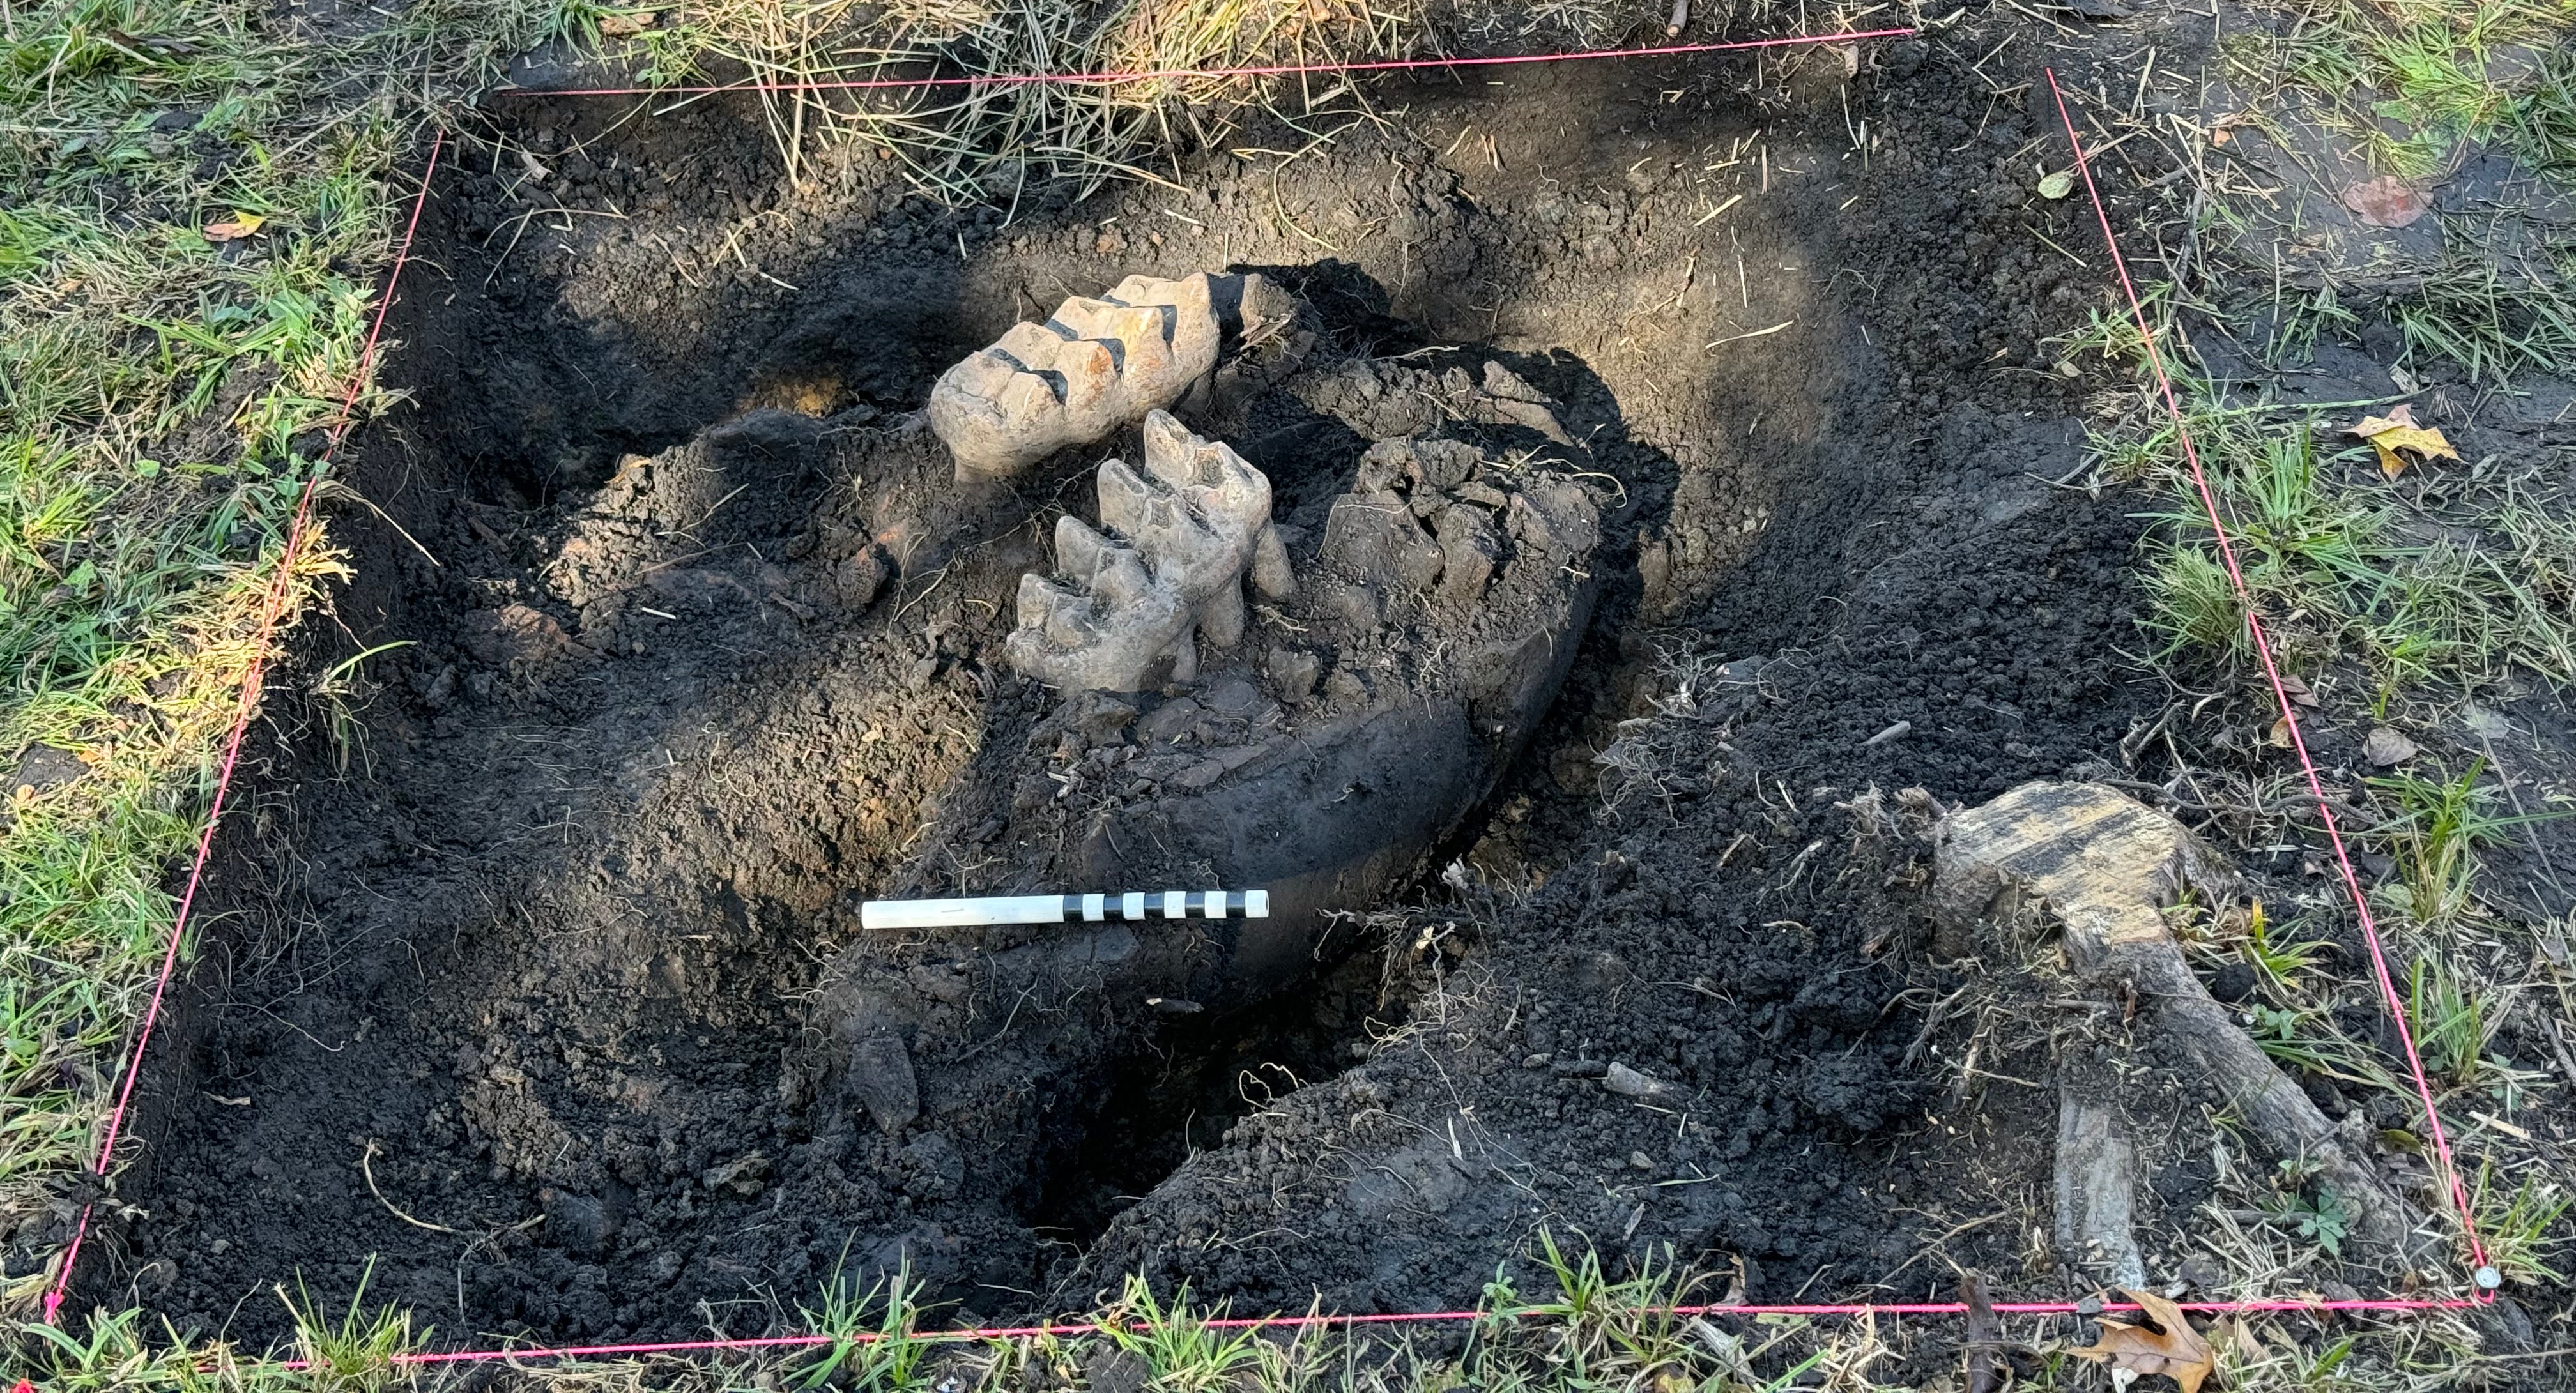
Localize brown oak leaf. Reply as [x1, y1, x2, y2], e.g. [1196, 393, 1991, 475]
[2067, 1289, 2214, 1393]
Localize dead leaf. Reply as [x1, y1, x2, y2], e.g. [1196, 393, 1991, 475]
[2067, 1289, 2215, 1393]
[2276, 673, 2322, 709]
[2348, 402, 2459, 478]
[597, 9, 654, 34]
[2037, 168, 2076, 199]
[2363, 726, 2419, 766]
[2267, 717, 2293, 749]
[202, 211, 265, 241]
[2340, 175, 2428, 228]
[1831, 42, 1858, 77]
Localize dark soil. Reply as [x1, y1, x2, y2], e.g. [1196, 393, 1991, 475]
[76, 15, 2264, 1353]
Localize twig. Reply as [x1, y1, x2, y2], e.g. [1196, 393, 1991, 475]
[362, 1139, 461, 1233]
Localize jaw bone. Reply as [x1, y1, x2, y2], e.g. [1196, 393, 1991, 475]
[1008, 411, 1293, 692]
[931, 272, 1273, 483]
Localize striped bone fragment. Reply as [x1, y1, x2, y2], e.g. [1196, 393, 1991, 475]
[1008, 411, 1292, 692]
[930, 271, 1270, 482]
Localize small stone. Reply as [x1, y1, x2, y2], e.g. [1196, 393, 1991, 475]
[2363, 726, 2419, 766]
[1072, 695, 1137, 744]
[1267, 647, 1319, 703]
[838, 549, 887, 607]
[12, 743, 87, 793]
[1604, 1062, 1677, 1099]
[845, 1032, 920, 1134]
[1137, 697, 1203, 744]
[1202, 677, 1261, 717]
[1434, 505, 1503, 606]
[1629, 1151, 1655, 1171]
[1522, 1053, 1551, 1069]
[540, 1188, 614, 1256]
[700, 1153, 770, 1196]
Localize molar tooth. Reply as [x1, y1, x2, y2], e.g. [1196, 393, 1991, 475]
[928, 271, 1264, 483]
[1004, 413, 1291, 691]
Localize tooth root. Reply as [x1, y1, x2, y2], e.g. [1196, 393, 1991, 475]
[1199, 579, 1246, 649]
[1250, 523, 1296, 600]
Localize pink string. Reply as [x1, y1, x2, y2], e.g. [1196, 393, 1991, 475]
[42, 131, 450, 1326]
[36, 52, 2496, 1371]
[2042, 68, 2488, 1277]
[500, 28, 1917, 99]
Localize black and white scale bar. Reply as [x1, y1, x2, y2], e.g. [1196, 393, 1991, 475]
[859, 890, 1269, 931]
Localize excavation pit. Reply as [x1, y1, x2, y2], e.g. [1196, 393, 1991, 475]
[80, 44, 2170, 1352]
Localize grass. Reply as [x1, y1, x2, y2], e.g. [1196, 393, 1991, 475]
[0, 1235, 1906, 1392]
[795, 1260, 933, 1392]
[2366, 758, 2563, 932]
[2272, 0, 2576, 181]
[584, 0, 1427, 199]
[2212, 0, 2576, 383]
[2073, 0, 2576, 1346]
[2467, 1158, 2573, 1286]
[2071, 304, 2576, 706]
[0, 0, 592, 1309]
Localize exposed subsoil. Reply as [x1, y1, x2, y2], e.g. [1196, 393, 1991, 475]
[70, 11, 2434, 1356]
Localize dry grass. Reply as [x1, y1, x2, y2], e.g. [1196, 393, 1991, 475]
[586, 0, 1429, 197]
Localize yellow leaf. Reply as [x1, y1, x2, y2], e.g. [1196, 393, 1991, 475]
[2347, 403, 2458, 478]
[203, 211, 266, 241]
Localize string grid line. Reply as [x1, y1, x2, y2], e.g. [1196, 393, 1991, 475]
[41, 132, 449, 1325]
[37, 45, 2496, 1373]
[2041, 66, 2488, 1278]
